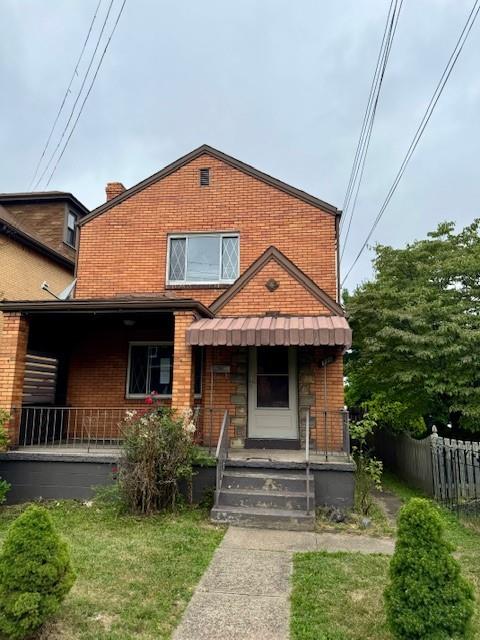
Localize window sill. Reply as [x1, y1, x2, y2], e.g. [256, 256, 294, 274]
[166, 284, 231, 290]
[125, 395, 202, 400]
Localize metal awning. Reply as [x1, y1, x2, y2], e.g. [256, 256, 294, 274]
[186, 316, 352, 347]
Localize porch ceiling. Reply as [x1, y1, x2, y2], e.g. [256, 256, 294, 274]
[186, 315, 352, 347]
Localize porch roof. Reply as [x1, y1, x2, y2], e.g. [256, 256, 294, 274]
[186, 315, 352, 347]
[0, 297, 214, 317]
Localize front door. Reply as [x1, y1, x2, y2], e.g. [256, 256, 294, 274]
[248, 346, 297, 439]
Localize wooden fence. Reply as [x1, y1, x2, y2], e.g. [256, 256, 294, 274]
[376, 429, 480, 513]
[375, 429, 434, 495]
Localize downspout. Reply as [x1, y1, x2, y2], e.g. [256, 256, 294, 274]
[335, 212, 342, 303]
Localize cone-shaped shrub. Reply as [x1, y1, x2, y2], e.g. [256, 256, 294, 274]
[384, 498, 474, 639]
[0, 505, 75, 640]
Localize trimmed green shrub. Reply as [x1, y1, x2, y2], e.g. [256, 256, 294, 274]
[384, 498, 474, 639]
[0, 505, 75, 639]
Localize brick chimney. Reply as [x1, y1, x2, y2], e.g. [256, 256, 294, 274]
[105, 182, 126, 201]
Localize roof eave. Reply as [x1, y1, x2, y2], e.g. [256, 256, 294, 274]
[79, 144, 339, 227]
[0, 298, 214, 318]
[0, 221, 74, 270]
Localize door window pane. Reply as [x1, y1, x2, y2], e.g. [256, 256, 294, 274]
[186, 236, 220, 281]
[257, 376, 289, 408]
[257, 347, 289, 375]
[128, 345, 149, 394]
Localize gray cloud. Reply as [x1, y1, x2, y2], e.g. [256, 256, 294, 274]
[1, 0, 478, 288]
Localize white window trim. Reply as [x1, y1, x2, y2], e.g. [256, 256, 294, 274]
[125, 341, 202, 399]
[126, 341, 173, 399]
[166, 232, 240, 286]
[64, 208, 78, 248]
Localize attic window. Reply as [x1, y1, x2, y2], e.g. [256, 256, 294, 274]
[199, 168, 210, 186]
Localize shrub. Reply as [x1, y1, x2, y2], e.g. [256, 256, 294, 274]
[118, 405, 196, 514]
[0, 410, 10, 451]
[0, 479, 10, 506]
[384, 498, 474, 639]
[0, 505, 75, 639]
[350, 414, 383, 515]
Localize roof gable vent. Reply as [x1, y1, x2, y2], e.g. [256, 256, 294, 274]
[199, 168, 210, 186]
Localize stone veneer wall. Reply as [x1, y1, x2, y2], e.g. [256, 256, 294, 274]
[229, 347, 248, 444]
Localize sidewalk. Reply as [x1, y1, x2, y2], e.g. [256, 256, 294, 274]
[173, 527, 394, 640]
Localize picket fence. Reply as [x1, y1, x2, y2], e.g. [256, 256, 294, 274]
[375, 428, 480, 515]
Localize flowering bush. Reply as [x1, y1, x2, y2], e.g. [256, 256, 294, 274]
[118, 400, 196, 514]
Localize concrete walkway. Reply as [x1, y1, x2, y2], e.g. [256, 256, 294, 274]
[173, 527, 394, 640]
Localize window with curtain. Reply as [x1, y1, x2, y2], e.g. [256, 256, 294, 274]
[168, 234, 239, 284]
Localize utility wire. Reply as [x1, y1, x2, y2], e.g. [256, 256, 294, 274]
[341, 0, 480, 287]
[340, 0, 404, 262]
[45, 0, 128, 187]
[340, 0, 396, 232]
[28, 0, 103, 191]
[33, 0, 116, 191]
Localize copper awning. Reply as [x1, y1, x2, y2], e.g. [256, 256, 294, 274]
[186, 316, 351, 348]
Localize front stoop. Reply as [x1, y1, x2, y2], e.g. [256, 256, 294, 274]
[210, 468, 315, 531]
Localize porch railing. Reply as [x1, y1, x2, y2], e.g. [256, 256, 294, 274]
[303, 408, 351, 460]
[192, 406, 232, 453]
[214, 410, 230, 507]
[10, 406, 129, 451]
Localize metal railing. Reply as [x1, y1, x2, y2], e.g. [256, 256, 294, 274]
[192, 406, 232, 453]
[10, 406, 129, 451]
[214, 410, 230, 506]
[303, 408, 351, 460]
[305, 408, 311, 514]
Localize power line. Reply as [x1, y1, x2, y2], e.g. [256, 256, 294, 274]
[340, 0, 396, 231]
[341, 0, 480, 287]
[33, 0, 117, 191]
[340, 0, 404, 262]
[45, 0, 128, 187]
[28, 0, 103, 190]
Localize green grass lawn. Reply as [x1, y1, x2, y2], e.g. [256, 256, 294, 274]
[0, 501, 224, 640]
[291, 473, 480, 640]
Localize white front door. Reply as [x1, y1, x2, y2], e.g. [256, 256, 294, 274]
[248, 346, 298, 439]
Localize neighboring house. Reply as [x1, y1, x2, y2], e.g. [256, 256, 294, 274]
[0, 146, 354, 526]
[0, 191, 88, 302]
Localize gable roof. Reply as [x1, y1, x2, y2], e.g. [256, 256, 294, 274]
[0, 191, 89, 217]
[0, 205, 74, 270]
[210, 245, 344, 316]
[79, 144, 340, 227]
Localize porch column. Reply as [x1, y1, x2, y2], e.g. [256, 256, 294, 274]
[0, 312, 29, 444]
[171, 311, 195, 413]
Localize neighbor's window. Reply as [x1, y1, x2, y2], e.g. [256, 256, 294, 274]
[127, 343, 203, 397]
[65, 210, 77, 246]
[168, 234, 239, 284]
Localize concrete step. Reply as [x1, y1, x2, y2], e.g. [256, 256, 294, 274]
[222, 469, 312, 493]
[210, 505, 316, 531]
[218, 488, 313, 511]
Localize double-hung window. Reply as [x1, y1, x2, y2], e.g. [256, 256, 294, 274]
[65, 210, 77, 247]
[126, 343, 203, 398]
[168, 233, 239, 285]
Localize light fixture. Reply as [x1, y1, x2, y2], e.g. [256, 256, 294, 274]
[123, 319, 136, 327]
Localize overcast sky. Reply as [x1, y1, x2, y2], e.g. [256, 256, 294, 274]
[1, 0, 479, 289]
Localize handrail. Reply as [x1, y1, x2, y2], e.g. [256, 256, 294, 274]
[305, 408, 311, 515]
[215, 409, 230, 506]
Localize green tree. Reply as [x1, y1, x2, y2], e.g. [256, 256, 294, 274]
[384, 498, 474, 639]
[0, 505, 75, 639]
[345, 220, 480, 432]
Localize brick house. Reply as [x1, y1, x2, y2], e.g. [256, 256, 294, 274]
[0, 191, 88, 302]
[0, 146, 353, 525]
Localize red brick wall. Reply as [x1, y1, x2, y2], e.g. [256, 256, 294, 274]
[218, 258, 330, 316]
[0, 313, 29, 442]
[312, 351, 345, 451]
[76, 153, 338, 309]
